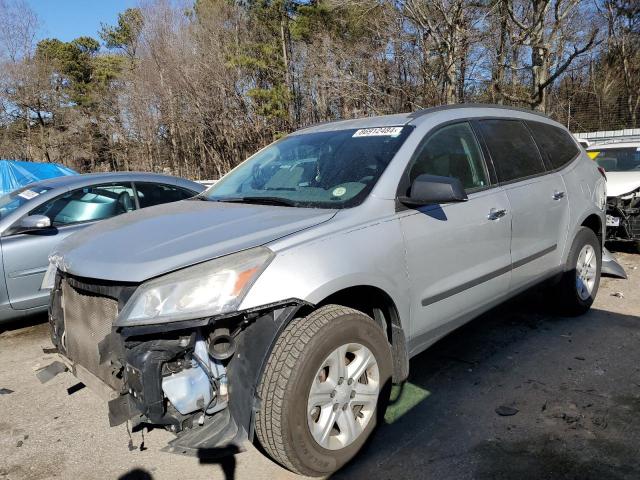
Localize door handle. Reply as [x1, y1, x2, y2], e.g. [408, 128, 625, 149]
[553, 191, 565, 200]
[488, 208, 507, 220]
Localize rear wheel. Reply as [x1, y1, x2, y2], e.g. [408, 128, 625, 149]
[255, 305, 392, 476]
[556, 227, 601, 315]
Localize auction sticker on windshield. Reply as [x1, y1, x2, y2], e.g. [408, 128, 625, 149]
[18, 189, 40, 200]
[353, 127, 403, 138]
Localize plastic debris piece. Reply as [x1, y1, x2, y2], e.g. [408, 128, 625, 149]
[35, 361, 68, 383]
[495, 405, 519, 416]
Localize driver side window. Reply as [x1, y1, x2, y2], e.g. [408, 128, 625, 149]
[30, 183, 136, 226]
[409, 122, 489, 191]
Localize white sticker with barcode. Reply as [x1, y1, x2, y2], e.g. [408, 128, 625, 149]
[353, 127, 403, 138]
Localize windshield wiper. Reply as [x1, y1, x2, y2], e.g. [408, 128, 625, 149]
[215, 196, 297, 207]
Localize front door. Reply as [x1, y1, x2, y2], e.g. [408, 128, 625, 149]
[2, 224, 88, 310]
[2, 182, 136, 310]
[398, 122, 512, 352]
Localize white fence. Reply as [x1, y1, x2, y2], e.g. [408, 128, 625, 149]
[574, 128, 640, 145]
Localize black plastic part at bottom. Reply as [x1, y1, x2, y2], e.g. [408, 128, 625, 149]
[161, 407, 244, 457]
[108, 393, 141, 427]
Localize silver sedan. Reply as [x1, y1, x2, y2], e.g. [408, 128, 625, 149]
[0, 171, 204, 322]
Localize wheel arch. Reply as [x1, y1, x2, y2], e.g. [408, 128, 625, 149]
[581, 213, 603, 248]
[298, 284, 409, 384]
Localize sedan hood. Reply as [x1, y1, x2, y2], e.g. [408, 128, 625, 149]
[606, 172, 640, 197]
[54, 200, 337, 282]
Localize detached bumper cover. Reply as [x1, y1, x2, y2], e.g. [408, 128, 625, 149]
[602, 247, 627, 279]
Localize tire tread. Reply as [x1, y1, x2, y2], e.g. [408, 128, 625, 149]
[255, 305, 365, 474]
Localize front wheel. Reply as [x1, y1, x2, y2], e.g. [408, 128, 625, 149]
[255, 305, 392, 476]
[555, 227, 601, 315]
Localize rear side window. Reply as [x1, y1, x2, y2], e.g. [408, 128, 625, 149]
[527, 121, 580, 170]
[135, 183, 195, 208]
[477, 119, 546, 183]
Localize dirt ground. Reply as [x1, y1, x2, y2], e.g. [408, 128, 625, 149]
[1, 252, 639, 480]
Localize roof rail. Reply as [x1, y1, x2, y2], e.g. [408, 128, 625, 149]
[408, 103, 551, 119]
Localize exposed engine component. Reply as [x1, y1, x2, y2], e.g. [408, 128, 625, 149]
[208, 328, 236, 361]
[161, 330, 228, 416]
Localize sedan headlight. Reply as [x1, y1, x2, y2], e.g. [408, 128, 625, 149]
[116, 247, 273, 326]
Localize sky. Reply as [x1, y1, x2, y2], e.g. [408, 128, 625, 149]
[27, 0, 139, 43]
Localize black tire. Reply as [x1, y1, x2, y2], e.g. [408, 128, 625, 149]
[556, 227, 601, 315]
[255, 305, 392, 476]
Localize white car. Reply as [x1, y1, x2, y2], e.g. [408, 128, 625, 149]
[588, 142, 640, 250]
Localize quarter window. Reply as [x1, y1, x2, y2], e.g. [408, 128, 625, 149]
[409, 122, 489, 191]
[526, 121, 580, 170]
[30, 183, 136, 226]
[477, 119, 546, 182]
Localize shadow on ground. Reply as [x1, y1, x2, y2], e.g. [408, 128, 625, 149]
[332, 289, 640, 480]
[0, 311, 47, 335]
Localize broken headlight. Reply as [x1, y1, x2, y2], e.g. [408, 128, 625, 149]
[116, 247, 273, 326]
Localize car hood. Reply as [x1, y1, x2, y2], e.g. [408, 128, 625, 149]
[606, 172, 640, 197]
[54, 200, 337, 282]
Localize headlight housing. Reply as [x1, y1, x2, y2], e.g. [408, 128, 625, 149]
[116, 247, 273, 326]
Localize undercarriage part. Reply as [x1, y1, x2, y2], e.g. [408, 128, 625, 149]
[162, 407, 243, 457]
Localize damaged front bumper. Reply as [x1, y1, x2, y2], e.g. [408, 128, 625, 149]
[605, 195, 640, 243]
[43, 271, 306, 457]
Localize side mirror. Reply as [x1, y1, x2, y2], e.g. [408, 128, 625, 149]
[17, 214, 51, 232]
[399, 174, 468, 206]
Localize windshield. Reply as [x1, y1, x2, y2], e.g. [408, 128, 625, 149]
[590, 147, 640, 172]
[0, 185, 52, 220]
[204, 126, 413, 208]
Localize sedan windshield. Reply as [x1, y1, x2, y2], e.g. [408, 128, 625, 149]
[204, 126, 413, 208]
[0, 185, 52, 220]
[590, 147, 640, 172]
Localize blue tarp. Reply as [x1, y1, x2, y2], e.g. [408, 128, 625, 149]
[0, 160, 77, 195]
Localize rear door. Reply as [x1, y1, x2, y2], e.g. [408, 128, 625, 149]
[2, 182, 136, 310]
[476, 119, 570, 290]
[398, 122, 512, 349]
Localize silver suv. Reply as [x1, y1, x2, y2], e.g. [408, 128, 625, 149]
[44, 105, 606, 476]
